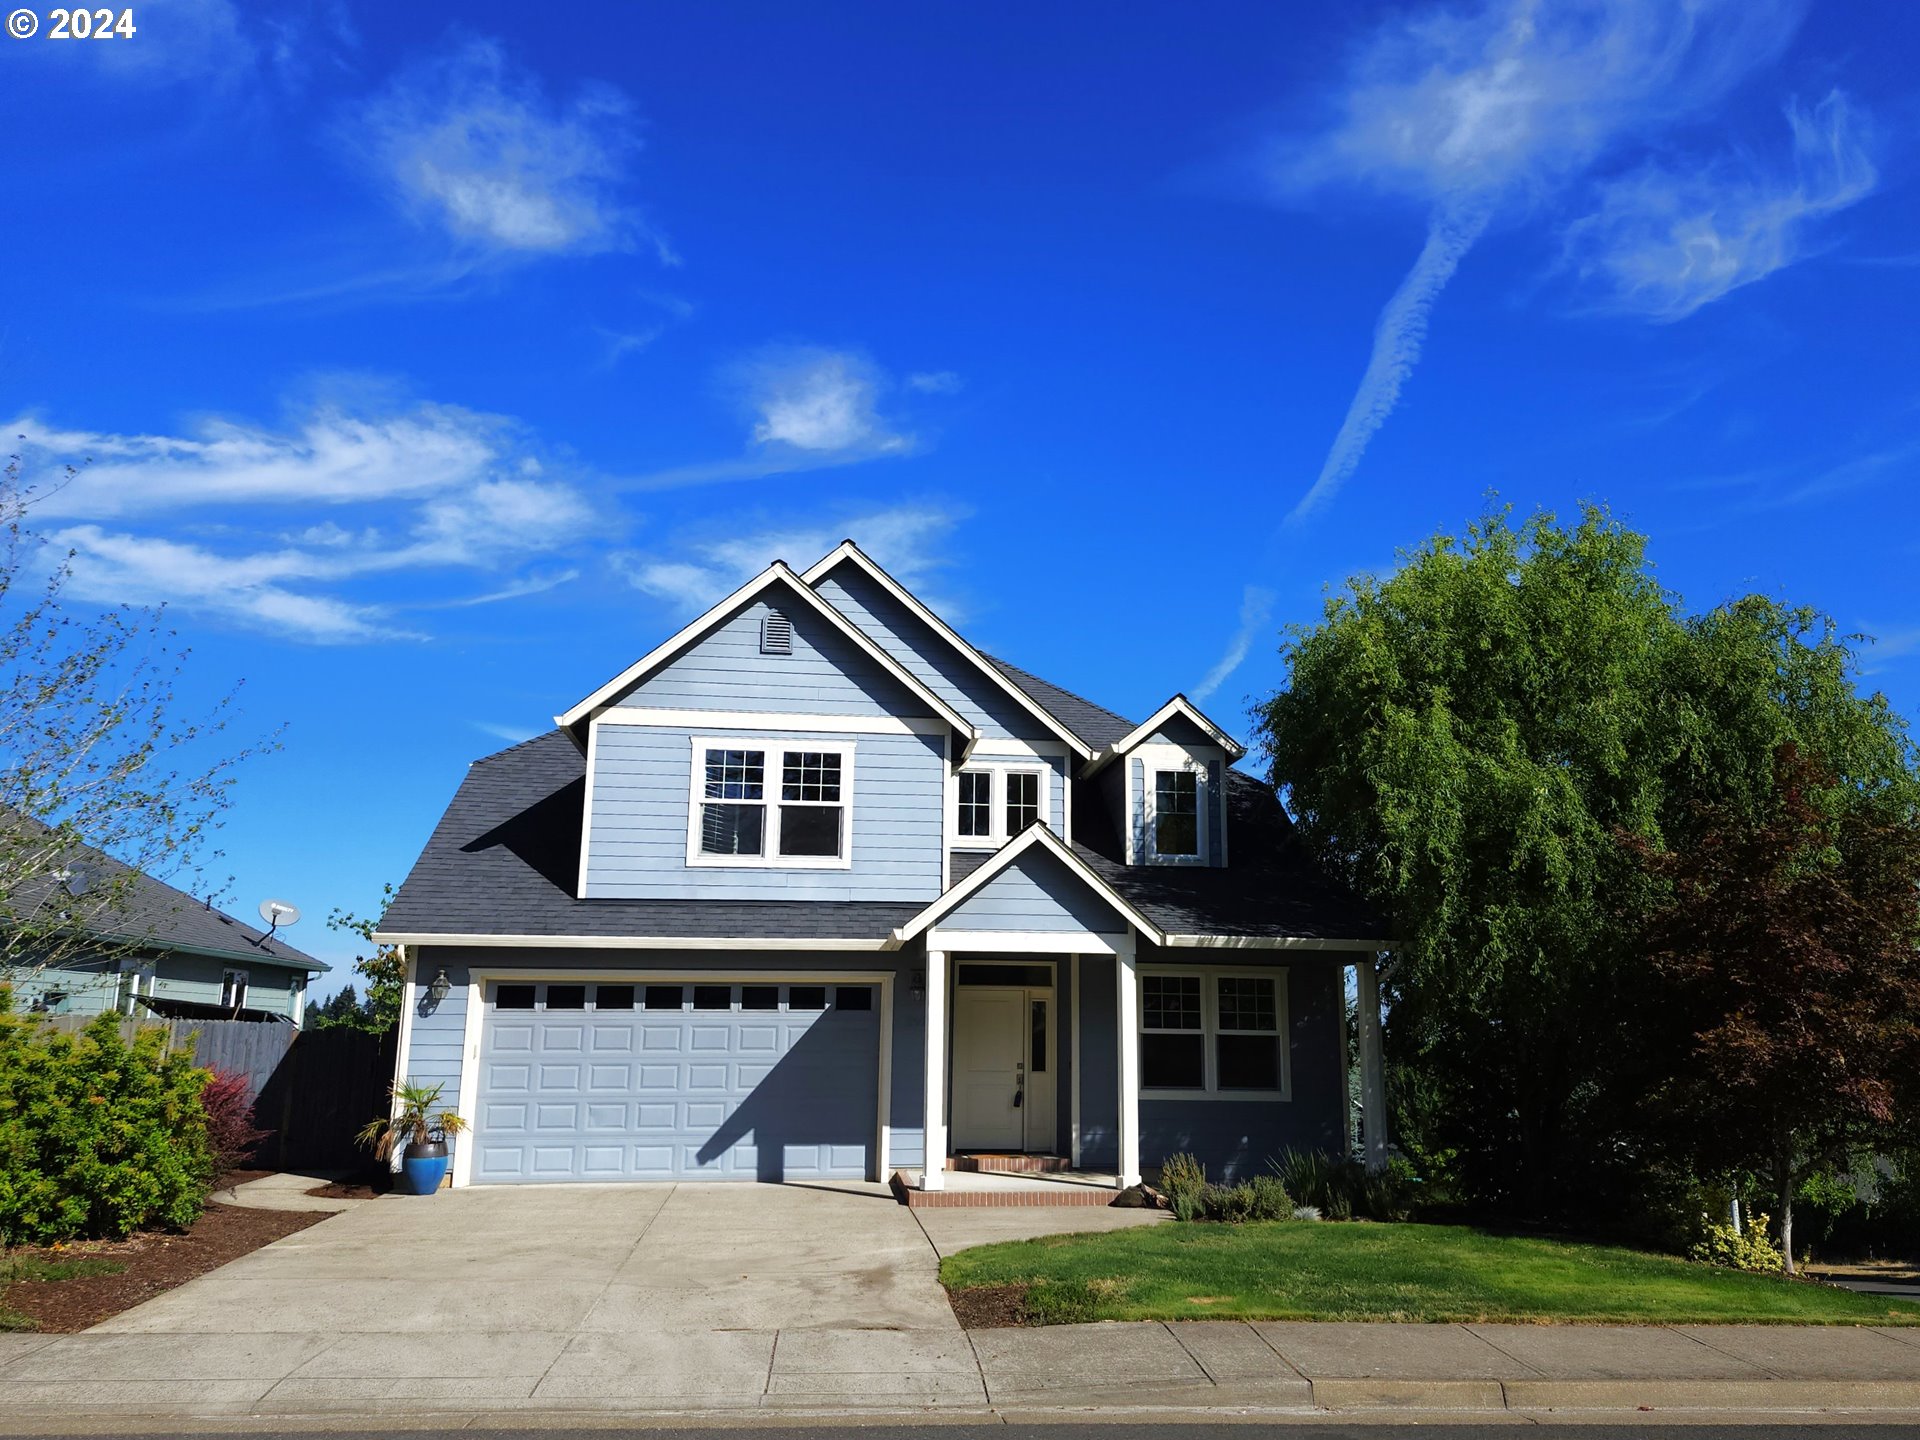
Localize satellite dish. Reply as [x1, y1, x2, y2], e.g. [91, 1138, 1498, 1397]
[62, 863, 97, 898]
[258, 899, 301, 938]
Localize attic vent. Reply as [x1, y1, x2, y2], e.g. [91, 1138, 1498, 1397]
[760, 609, 794, 655]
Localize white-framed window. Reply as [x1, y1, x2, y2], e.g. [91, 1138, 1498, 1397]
[684, 737, 856, 868]
[1138, 966, 1288, 1099]
[949, 762, 1051, 849]
[1137, 745, 1212, 865]
[221, 968, 249, 1009]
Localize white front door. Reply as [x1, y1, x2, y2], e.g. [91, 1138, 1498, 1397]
[952, 988, 1026, 1150]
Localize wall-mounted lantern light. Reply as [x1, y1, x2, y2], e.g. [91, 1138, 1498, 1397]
[911, 968, 925, 996]
[428, 968, 452, 1005]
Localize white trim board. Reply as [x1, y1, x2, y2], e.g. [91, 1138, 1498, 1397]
[555, 561, 975, 745]
[597, 708, 947, 737]
[803, 541, 1094, 761]
[374, 932, 896, 950]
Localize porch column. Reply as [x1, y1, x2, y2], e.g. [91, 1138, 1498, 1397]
[1115, 933, 1140, 1188]
[1356, 954, 1388, 1174]
[920, 948, 948, 1190]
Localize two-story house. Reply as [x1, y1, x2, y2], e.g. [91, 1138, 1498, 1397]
[377, 541, 1388, 1192]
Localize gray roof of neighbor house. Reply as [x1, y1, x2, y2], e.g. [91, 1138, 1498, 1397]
[382, 682, 1386, 946]
[2, 812, 327, 973]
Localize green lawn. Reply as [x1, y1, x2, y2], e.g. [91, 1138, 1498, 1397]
[939, 1220, 1920, 1326]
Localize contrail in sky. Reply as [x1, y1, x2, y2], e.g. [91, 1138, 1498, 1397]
[1288, 198, 1493, 524]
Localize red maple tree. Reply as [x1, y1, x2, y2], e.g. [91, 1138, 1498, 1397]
[1634, 742, 1920, 1272]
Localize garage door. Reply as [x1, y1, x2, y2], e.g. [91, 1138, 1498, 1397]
[472, 978, 880, 1184]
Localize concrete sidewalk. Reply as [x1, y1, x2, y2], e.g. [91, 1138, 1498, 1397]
[3, 1318, 1920, 1423]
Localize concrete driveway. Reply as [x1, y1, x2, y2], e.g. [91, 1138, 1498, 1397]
[0, 1181, 1167, 1415]
[99, 1181, 956, 1337]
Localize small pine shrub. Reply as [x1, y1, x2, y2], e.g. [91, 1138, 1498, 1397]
[1690, 1215, 1785, 1274]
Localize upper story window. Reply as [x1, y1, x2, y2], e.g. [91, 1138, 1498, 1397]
[1137, 747, 1212, 866]
[950, 763, 1050, 849]
[1153, 770, 1199, 857]
[687, 738, 855, 869]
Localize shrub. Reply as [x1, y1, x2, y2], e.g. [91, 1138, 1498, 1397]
[1690, 1215, 1785, 1274]
[1202, 1181, 1258, 1222]
[1249, 1174, 1294, 1221]
[1160, 1151, 1208, 1222]
[1275, 1149, 1355, 1220]
[200, 1068, 269, 1174]
[0, 997, 216, 1244]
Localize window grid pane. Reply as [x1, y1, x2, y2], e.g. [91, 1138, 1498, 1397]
[703, 749, 765, 800]
[1142, 974, 1202, 1031]
[780, 751, 842, 802]
[1006, 771, 1041, 835]
[1216, 977, 1276, 1032]
[958, 770, 992, 838]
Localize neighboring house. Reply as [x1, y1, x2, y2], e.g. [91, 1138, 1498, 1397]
[377, 541, 1389, 1190]
[1, 819, 327, 1024]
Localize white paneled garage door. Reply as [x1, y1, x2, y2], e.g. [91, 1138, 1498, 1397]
[473, 978, 881, 1184]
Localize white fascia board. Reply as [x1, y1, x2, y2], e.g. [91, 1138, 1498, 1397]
[555, 561, 976, 745]
[890, 823, 1164, 946]
[372, 932, 894, 951]
[1079, 695, 1247, 778]
[803, 541, 1094, 760]
[1159, 934, 1395, 952]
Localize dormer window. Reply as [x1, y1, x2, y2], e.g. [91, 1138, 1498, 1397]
[1153, 771, 1199, 857]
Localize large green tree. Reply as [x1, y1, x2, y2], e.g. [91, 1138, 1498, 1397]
[1255, 505, 1919, 1218]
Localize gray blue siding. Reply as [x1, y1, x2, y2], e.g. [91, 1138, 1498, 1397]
[815, 565, 1060, 743]
[619, 587, 933, 719]
[586, 724, 944, 901]
[942, 849, 1125, 933]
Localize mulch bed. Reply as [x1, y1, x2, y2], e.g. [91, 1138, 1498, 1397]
[306, 1178, 388, 1199]
[2, 1203, 324, 1333]
[947, 1282, 1033, 1329]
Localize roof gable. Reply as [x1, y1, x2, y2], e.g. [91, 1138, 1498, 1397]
[556, 563, 974, 742]
[1081, 695, 1246, 777]
[893, 824, 1159, 944]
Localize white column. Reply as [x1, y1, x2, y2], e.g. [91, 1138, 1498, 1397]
[1115, 934, 1141, 1188]
[1069, 953, 1083, 1169]
[1356, 954, 1388, 1175]
[921, 948, 949, 1191]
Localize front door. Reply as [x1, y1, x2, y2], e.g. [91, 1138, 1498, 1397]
[952, 988, 1026, 1149]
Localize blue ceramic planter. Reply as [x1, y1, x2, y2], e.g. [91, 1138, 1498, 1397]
[400, 1140, 449, 1195]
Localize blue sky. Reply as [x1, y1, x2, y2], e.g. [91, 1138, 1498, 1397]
[5, 0, 1916, 982]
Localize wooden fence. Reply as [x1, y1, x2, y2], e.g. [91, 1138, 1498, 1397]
[36, 1015, 394, 1171]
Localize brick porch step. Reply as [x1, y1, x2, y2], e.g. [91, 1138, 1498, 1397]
[948, 1152, 1075, 1174]
[890, 1171, 1120, 1207]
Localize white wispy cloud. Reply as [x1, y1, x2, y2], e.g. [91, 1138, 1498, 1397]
[17, 399, 603, 642]
[1192, 586, 1276, 703]
[1562, 90, 1876, 321]
[349, 36, 665, 262]
[628, 346, 925, 491]
[613, 501, 965, 616]
[1272, 0, 1807, 519]
[471, 720, 541, 744]
[906, 370, 965, 395]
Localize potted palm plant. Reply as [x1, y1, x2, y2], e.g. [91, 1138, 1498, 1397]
[358, 1080, 468, 1195]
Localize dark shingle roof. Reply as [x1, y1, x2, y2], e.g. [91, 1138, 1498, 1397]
[3, 813, 326, 972]
[982, 655, 1137, 749]
[379, 732, 922, 942]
